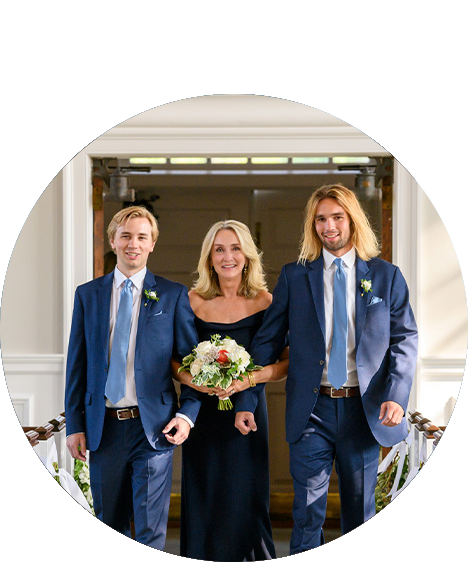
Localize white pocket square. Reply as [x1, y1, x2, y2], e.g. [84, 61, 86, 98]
[153, 311, 163, 316]
[368, 296, 382, 306]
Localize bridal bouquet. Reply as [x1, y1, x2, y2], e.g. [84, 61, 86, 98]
[179, 334, 261, 410]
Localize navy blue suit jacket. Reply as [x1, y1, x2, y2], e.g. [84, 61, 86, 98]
[65, 270, 201, 452]
[238, 256, 418, 447]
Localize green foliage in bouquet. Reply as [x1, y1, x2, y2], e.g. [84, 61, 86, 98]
[52, 461, 61, 485]
[375, 449, 410, 513]
[74, 459, 95, 515]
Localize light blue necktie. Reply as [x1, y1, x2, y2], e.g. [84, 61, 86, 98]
[105, 279, 133, 404]
[328, 258, 348, 390]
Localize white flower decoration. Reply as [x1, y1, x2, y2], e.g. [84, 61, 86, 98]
[360, 279, 372, 297]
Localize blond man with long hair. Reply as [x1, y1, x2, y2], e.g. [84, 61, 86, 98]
[173, 219, 287, 561]
[237, 184, 418, 554]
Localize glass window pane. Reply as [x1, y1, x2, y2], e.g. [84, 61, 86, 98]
[170, 157, 208, 164]
[251, 157, 289, 164]
[332, 156, 371, 164]
[210, 157, 249, 164]
[292, 157, 330, 164]
[129, 157, 167, 164]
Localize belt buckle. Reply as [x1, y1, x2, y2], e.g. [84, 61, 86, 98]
[330, 388, 341, 398]
[116, 409, 128, 421]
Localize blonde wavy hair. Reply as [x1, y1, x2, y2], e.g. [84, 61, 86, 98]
[299, 184, 380, 263]
[107, 206, 159, 244]
[193, 220, 267, 299]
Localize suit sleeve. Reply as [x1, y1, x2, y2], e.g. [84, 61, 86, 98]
[173, 285, 202, 423]
[384, 267, 418, 411]
[235, 266, 290, 413]
[64, 288, 87, 436]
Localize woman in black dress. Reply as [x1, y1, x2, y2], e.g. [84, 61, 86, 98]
[174, 220, 288, 561]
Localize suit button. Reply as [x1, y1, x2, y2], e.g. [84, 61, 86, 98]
[313, 388, 319, 394]
[319, 360, 325, 365]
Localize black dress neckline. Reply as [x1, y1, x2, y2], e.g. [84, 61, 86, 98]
[194, 309, 266, 327]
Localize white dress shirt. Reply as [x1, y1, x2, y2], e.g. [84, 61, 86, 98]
[321, 247, 359, 388]
[108, 267, 193, 426]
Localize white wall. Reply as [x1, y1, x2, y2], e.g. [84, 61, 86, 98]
[417, 191, 467, 425]
[1, 172, 65, 424]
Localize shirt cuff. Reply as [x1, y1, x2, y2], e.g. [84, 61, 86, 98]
[175, 413, 194, 428]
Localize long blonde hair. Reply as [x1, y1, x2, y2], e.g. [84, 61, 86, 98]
[299, 184, 380, 263]
[193, 220, 267, 299]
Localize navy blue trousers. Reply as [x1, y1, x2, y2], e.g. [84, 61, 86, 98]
[89, 414, 173, 549]
[289, 394, 379, 554]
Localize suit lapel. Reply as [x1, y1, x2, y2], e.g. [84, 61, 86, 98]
[355, 257, 370, 347]
[307, 257, 326, 341]
[98, 272, 114, 362]
[136, 269, 158, 349]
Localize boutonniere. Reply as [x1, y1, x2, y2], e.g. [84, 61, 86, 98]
[144, 289, 160, 306]
[360, 279, 372, 297]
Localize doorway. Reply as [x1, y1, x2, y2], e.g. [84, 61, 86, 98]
[92, 154, 393, 520]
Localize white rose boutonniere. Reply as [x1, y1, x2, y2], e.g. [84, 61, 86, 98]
[144, 289, 160, 306]
[360, 279, 372, 297]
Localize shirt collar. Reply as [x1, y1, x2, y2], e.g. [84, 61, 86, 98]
[322, 247, 356, 270]
[113, 266, 147, 290]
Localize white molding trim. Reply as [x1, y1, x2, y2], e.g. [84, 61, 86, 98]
[99, 125, 383, 141]
[393, 161, 420, 412]
[62, 164, 74, 361]
[2, 354, 64, 376]
[87, 125, 390, 157]
[420, 357, 467, 381]
[9, 393, 34, 426]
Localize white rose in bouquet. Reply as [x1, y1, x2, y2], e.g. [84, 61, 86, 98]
[190, 357, 204, 376]
[228, 348, 251, 371]
[195, 340, 215, 357]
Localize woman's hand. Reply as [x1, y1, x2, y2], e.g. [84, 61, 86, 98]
[215, 378, 250, 399]
[172, 358, 215, 393]
[194, 384, 219, 395]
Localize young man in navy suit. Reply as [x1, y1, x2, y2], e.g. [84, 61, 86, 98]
[65, 206, 201, 549]
[235, 184, 418, 553]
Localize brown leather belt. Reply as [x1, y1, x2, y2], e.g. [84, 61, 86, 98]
[320, 386, 359, 398]
[106, 407, 140, 420]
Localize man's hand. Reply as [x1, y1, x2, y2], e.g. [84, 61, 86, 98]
[379, 401, 404, 427]
[66, 433, 87, 461]
[163, 417, 191, 446]
[234, 411, 257, 435]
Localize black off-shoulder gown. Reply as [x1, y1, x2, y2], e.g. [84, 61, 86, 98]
[180, 311, 276, 561]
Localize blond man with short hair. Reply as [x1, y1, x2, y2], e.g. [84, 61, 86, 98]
[65, 206, 201, 549]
